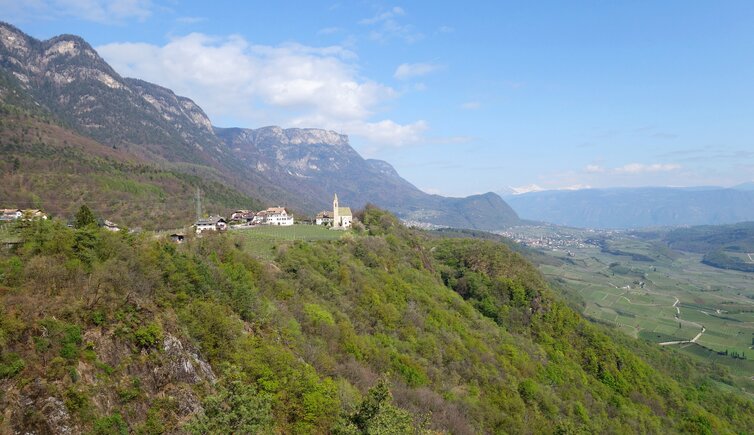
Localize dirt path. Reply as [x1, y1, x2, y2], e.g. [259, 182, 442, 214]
[658, 326, 706, 346]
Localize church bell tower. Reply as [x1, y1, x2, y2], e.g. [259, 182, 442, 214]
[333, 193, 340, 227]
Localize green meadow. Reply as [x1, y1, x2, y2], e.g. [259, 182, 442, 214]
[230, 224, 348, 259]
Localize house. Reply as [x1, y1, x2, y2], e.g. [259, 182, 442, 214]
[23, 209, 47, 220]
[0, 209, 22, 221]
[331, 194, 352, 229]
[250, 211, 267, 225]
[1, 209, 48, 221]
[102, 219, 120, 232]
[230, 210, 255, 222]
[170, 233, 186, 243]
[195, 215, 228, 234]
[315, 211, 334, 226]
[253, 207, 294, 226]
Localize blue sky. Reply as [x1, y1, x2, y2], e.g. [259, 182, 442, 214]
[3, 1, 754, 196]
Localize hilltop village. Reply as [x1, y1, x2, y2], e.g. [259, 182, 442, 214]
[194, 193, 353, 234]
[0, 193, 353, 238]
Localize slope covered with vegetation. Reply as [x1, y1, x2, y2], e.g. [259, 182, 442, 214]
[1, 206, 752, 433]
[0, 105, 262, 229]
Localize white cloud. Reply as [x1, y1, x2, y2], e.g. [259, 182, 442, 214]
[583, 163, 681, 175]
[510, 184, 544, 194]
[359, 6, 422, 43]
[614, 163, 681, 174]
[510, 184, 591, 194]
[348, 119, 428, 152]
[359, 6, 405, 25]
[460, 101, 481, 110]
[1, 0, 154, 23]
[394, 62, 442, 80]
[585, 164, 605, 173]
[97, 33, 428, 149]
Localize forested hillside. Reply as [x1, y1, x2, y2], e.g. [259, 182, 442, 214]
[0, 207, 751, 434]
[0, 105, 262, 228]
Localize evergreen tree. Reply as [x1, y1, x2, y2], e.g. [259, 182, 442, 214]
[73, 204, 97, 228]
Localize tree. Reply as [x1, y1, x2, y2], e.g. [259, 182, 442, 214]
[186, 366, 273, 434]
[73, 204, 97, 229]
[336, 378, 420, 434]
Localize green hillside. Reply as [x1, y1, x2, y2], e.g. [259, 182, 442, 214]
[0, 207, 751, 433]
[0, 106, 262, 229]
[662, 222, 754, 272]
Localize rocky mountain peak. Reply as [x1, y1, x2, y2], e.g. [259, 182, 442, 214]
[0, 22, 34, 56]
[43, 34, 99, 61]
[252, 126, 350, 147]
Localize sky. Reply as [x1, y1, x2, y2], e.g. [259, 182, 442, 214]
[3, 1, 754, 197]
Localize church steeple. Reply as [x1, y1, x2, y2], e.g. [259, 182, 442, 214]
[333, 193, 340, 227]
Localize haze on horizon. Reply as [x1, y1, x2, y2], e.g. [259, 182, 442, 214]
[3, 0, 754, 197]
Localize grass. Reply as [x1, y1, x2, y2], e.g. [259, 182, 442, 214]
[231, 224, 348, 260]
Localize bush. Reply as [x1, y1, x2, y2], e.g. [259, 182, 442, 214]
[134, 322, 163, 349]
[92, 413, 128, 435]
[0, 352, 25, 378]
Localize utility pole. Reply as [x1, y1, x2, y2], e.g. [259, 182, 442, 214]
[195, 187, 202, 220]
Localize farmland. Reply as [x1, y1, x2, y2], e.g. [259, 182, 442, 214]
[520, 227, 754, 390]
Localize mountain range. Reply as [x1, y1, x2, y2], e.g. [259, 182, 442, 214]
[0, 22, 519, 230]
[506, 186, 754, 229]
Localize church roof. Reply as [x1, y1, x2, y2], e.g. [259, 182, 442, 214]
[337, 207, 352, 217]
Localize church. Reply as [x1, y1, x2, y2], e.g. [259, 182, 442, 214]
[316, 193, 352, 228]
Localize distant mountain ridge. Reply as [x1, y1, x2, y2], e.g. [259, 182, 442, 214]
[0, 22, 519, 230]
[507, 186, 754, 229]
[216, 126, 520, 229]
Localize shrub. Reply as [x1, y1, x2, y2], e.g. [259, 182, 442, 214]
[134, 322, 163, 349]
[91, 413, 128, 435]
[0, 352, 25, 378]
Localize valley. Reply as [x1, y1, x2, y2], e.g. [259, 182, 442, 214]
[510, 225, 754, 391]
[2, 13, 754, 434]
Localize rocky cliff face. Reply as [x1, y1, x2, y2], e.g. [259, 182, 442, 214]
[1, 329, 216, 434]
[0, 22, 222, 165]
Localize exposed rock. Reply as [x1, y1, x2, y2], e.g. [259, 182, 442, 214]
[14, 379, 77, 435]
[153, 333, 216, 386]
[39, 396, 75, 435]
[164, 384, 204, 417]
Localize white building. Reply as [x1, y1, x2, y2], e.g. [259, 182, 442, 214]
[254, 207, 294, 226]
[1, 209, 48, 221]
[315, 211, 334, 226]
[195, 215, 228, 233]
[0, 209, 22, 221]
